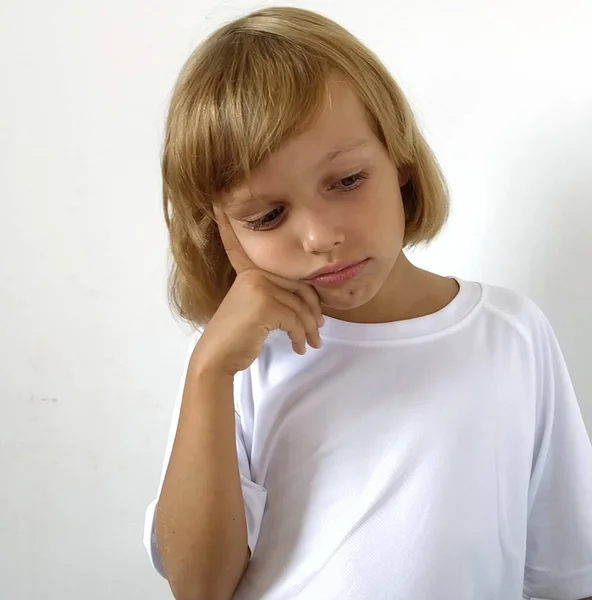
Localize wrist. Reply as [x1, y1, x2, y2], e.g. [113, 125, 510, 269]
[188, 351, 236, 383]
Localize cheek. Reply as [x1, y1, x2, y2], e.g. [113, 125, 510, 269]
[388, 197, 406, 238]
[351, 189, 406, 245]
[238, 234, 297, 276]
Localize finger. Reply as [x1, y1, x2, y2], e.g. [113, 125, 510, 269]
[263, 272, 324, 328]
[293, 282, 325, 329]
[273, 288, 322, 350]
[271, 300, 308, 355]
[214, 206, 257, 274]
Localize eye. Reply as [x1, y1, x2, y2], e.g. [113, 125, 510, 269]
[244, 206, 285, 231]
[331, 171, 368, 192]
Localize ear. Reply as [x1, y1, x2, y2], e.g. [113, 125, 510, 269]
[398, 165, 410, 187]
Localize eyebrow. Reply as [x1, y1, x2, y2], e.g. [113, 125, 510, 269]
[319, 138, 371, 165]
[223, 193, 272, 211]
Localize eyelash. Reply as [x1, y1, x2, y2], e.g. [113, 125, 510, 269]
[244, 171, 368, 231]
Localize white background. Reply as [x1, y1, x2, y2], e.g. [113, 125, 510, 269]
[1, 0, 590, 598]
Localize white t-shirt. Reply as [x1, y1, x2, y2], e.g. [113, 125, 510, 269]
[144, 280, 592, 599]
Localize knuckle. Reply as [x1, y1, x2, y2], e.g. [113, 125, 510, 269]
[239, 270, 265, 295]
[237, 271, 274, 316]
[238, 268, 259, 285]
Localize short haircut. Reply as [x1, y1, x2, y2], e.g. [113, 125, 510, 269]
[162, 6, 449, 325]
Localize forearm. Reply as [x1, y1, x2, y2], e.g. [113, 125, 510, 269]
[155, 365, 249, 600]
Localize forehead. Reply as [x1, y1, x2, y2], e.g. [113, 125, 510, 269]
[273, 79, 374, 162]
[224, 79, 376, 205]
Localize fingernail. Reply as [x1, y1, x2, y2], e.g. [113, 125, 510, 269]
[318, 315, 325, 327]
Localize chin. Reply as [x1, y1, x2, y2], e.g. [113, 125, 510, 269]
[316, 282, 380, 312]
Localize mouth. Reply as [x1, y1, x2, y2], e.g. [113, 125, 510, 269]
[305, 259, 369, 287]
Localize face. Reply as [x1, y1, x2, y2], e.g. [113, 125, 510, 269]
[221, 78, 409, 317]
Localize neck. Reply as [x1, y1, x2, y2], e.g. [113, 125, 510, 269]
[322, 252, 459, 324]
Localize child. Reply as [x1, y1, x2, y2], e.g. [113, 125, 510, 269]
[143, 6, 592, 600]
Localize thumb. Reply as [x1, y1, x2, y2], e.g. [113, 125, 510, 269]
[214, 207, 257, 274]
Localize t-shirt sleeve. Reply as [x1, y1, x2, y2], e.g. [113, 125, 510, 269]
[234, 389, 268, 555]
[143, 333, 267, 579]
[523, 310, 592, 600]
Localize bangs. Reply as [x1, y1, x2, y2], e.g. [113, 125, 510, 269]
[162, 6, 450, 325]
[164, 30, 332, 216]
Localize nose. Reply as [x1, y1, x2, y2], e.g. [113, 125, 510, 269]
[299, 206, 345, 255]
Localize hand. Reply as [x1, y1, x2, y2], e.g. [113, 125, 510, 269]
[191, 209, 324, 377]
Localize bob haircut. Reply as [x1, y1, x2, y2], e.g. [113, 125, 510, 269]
[162, 6, 449, 325]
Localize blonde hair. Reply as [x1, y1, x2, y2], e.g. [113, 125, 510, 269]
[162, 6, 449, 325]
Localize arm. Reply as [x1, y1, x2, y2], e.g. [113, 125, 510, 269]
[523, 305, 592, 600]
[155, 361, 249, 600]
[152, 212, 320, 599]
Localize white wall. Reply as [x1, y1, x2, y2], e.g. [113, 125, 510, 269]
[1, 0, 590, 598]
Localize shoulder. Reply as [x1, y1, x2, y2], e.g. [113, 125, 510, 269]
[469, 282, 569, 395]
[476, 281, 551, 343]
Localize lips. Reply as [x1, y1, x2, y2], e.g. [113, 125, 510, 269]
[305, 260, 364, 280]
[305, 259, 369, 287]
